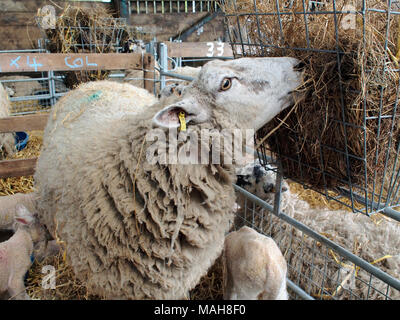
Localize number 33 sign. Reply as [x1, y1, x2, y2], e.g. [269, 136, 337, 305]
[206, 42, 225, 57]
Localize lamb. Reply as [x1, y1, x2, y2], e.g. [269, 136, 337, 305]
[223, 226, 288, 300]
[0, 76, 43, 97]
[159, 66, 201, 99]
[159, 82, 187, 100]
[34, 57, 303, 299]
[0, 204, 36, 300]
[0, 83, 16, 158]
[0, 192, 61, 263]
[0, 193, 38, 230]
[235, 167, 400, 299]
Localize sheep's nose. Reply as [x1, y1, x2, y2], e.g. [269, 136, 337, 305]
[263, 183, 275, 193]
[294, 61, 306, 72]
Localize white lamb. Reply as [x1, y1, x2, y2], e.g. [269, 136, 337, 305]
[0, 82, 16, 158]
[0, 193, 61, 263]
[0, 193, 37, 230]
[0, 204, 36, 300]
[223, 226, 288, 300]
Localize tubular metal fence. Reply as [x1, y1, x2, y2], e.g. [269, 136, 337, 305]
[234, 184, 400, 300]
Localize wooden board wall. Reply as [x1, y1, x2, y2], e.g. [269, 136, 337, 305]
[129, 13, 225, 42]
[0, 0, 112, 50]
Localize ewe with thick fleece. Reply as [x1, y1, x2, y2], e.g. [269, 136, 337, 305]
[0, 205, 36, 300]
[0, 193, 37, 230]
[35, 57, 302, 299]
[0, 83, 15, 158]
[223, 226, 288, 300]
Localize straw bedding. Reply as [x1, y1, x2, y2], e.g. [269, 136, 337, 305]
[223, 0, 400, 194]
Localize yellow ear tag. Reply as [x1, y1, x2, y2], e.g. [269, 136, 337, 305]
[178, 111, 187, 131]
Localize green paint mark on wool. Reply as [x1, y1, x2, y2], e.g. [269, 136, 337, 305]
[87, 90, 102, 102]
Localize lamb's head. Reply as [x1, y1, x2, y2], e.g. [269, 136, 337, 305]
[13, 204, 50, 244]
[153, 57, 303, 130]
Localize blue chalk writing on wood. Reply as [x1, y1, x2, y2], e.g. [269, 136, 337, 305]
[65, 56, 97, 69]
[26, 56, 43, 72]
[65, 56, 84, 69]
[10, 56, 21, 69]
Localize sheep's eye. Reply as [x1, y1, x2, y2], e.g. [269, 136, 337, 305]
[220, 78, 232, 91]
[174, 89, 182, 97]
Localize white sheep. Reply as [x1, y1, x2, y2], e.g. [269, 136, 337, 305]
[0, 193, 37, 230]
[235, 167, 400, 299]
[34, 57, 302, 299]
[0, 83, 16, 158]
[0, 204, 36, 300]
[0, 76, 43, 97]
[0, 192, 61, 263]
[223, 226, 288, 300]
[159, 66, 201, 99]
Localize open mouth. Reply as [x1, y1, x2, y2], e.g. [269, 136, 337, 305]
[157, 107, 194, 127]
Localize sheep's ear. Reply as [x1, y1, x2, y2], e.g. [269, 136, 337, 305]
[153, 100, 209, 129]
[15, 204, 34, 225]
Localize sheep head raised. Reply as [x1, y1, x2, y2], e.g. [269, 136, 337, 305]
[153, 57, 303, 131]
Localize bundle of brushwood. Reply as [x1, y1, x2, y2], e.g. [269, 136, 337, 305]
[223, 0, 400, 195]
[40, 5, 131, 88]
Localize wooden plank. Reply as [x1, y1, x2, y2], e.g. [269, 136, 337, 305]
[0, 26, 40, 50]
[168, 41, 233, 58]
[143, 54, 155, 94]
[0, 158, 37, 178]
[0, 0, 111, 12]
[128, 13, 225, 42]
[0, 114, 49, 133]
[0, 53, 145, 73]
[0, 12, 38, 26]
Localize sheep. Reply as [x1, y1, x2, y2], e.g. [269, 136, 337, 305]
[236, 161, 289, 203]
[235, 168, 400, 299]
[0, 204, 36, 300]
[0, 193, 38, 230]
[159, 66, 202, 99]
[0, 192, 61, 263]
[34, 57, 303, 299]
[159, 82, 188, 100]
[223, 226, 288, 300]
[0, 76, 43, 97]
[0, 82, 16, 158]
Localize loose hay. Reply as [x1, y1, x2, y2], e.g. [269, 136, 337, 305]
[223, 0, 400, 203]
[40, 5, 132, 88]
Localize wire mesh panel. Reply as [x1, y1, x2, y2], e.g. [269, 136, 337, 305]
[37, 6, 133, 89]
[222, 1, 400, 217]
[0, 49, 69, 115]
[234, 184, 400, 300]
